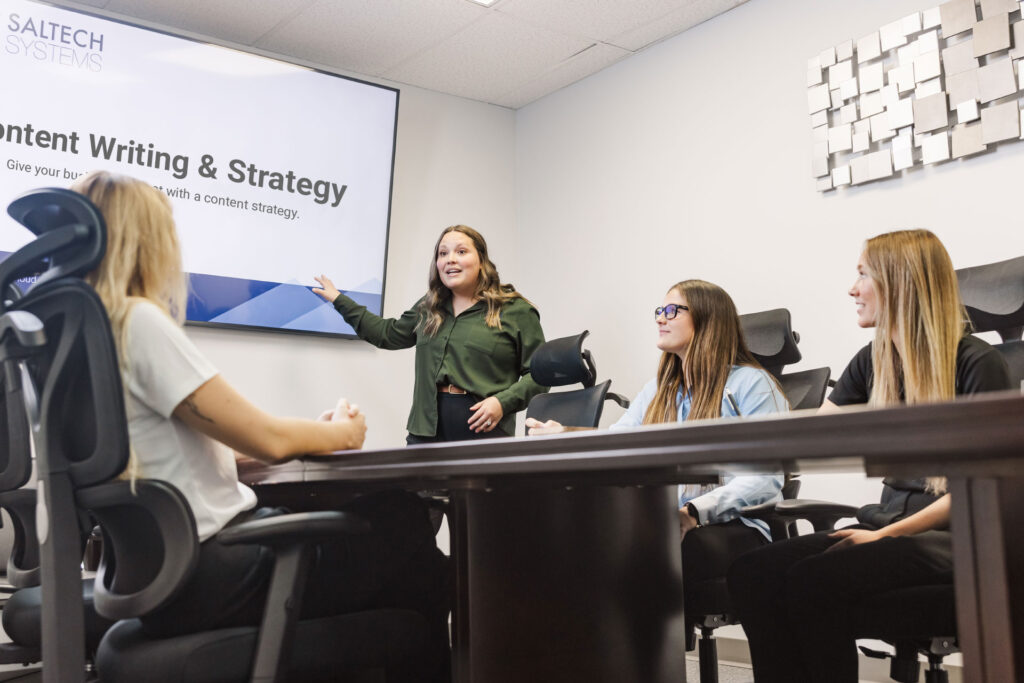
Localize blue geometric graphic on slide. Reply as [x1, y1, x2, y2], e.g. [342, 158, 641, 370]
[188, 272, 382, 335]
[0, 251, 380, 336]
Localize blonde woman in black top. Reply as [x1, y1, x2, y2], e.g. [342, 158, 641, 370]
[728, 229, 1010, 683]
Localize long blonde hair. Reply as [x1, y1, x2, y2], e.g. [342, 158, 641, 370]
[72, 171, 187, 360]
[862, 229, 966, 494]
[419, 225, 527, 335]
[72, 171, 187, 483]
[643, 280, 778, 424]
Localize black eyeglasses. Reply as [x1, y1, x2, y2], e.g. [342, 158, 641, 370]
[655, 304, 689, 320]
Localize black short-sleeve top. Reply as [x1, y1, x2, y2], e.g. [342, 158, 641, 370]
[828, 335, 1011, 406]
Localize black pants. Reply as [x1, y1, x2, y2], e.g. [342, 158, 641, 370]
[407, 394, 507, 444]
[727, 526, 953, 683]
[141, 489, 451, 681]
[682, 519, 769, 587]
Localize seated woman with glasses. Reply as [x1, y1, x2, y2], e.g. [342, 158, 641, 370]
[527, 279, 789, 579]
[727, 229, 1011, 683]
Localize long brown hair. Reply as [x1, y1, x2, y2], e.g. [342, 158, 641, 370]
[643, 280, 777, 424]
[419, 225, 527, 335]
[862, 229, 966, 495]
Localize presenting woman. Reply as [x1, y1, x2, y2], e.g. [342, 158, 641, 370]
[727, 229, 1011, 683]
[73, 171, 450, 682]
[527, 279, 788, 575]
[314, 225, 547, 443]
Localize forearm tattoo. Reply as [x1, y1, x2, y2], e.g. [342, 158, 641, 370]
[183, 393, 215, 424]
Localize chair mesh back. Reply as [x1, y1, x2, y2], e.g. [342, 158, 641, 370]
[17, 282, 128, 488]
[739, 309, 801, 377]
[957, 255, 1024, 341]
[0, 371, 32, 492]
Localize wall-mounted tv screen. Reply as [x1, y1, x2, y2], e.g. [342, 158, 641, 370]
[0, 0, 397, 337]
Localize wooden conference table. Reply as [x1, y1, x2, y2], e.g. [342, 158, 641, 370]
[240, 392, 1024, 683]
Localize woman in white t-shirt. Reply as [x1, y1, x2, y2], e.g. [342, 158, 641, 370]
[72, 170, 450, 681]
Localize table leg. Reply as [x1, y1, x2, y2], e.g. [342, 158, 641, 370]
[950, 476, 1024, 682]
[449, 484, 686, 683]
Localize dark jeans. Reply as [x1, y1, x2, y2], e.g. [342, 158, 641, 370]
[407, 393, 507, 444]
[727, 526, 953, 683]
[142, 489, 451, 680]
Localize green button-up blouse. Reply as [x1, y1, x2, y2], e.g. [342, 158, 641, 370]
[333, 293, 548, 437]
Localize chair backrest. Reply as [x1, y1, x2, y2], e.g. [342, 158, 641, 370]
[530, 331, 597, 388]
[3, 187, 126, 682]
[740, 308, 830, 411]
[739, 309, 802, 379]
[778, 367, 831, 411]
[525, 380, 613, 429]
[4, 188, 127, 488]
[527, 331, 627, 431]
[957, 255, 1024, 342]
[995, 341, 1024, 389]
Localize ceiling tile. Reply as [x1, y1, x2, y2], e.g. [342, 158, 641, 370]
[493, 41, 630, 108]
[610, 0, 748, 51]
[384, 11, 592, 104]
[43, 0, 748, 108]
[256, 0, 487, 76]
[102, 0, 314, 45]
[497, 0, 689, 43]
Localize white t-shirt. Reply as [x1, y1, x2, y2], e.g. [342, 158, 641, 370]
[123, 301, 257, 541]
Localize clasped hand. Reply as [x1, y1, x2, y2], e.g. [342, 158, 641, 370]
[318, 397, 365, 426]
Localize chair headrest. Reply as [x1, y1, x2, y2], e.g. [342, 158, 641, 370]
[530, 331, 597, 388]
[1, 188, 106, 308]
[956, 255, 1024, 341]
[739, 308, 802, 375]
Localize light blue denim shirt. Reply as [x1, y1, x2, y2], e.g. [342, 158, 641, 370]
[610, 365, 788, 539]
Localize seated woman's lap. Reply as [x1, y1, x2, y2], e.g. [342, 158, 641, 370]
[141, 490, 447, 638]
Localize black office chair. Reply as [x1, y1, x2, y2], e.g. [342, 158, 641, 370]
[1, 187, 433, 683]
[682, 308, 831, 683]
[769, 255, 1024, 683]
[525, 330, 628, 429]
[0, 189, 120, 675]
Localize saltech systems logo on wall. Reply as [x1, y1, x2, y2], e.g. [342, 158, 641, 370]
[4, 12, 104, 71]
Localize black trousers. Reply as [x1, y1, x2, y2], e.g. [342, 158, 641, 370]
[141, 489, 451, 681]
[407, 393, 507, 444]
[727, 526, 953, 683]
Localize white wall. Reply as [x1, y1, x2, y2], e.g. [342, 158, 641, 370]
[514, 0, 1024, 504]
[187, 85, 518, 451]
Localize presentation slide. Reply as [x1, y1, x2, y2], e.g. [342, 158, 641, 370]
[0, 0, 398, 336]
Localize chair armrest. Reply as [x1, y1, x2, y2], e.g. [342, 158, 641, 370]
[738, 500, 779, 520]
[216, 511, 370, 549]
[774, 498, 860, 532]
[217, 511, 371, 683]
[606, 392, 630, 409]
